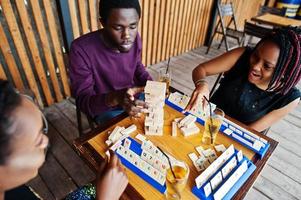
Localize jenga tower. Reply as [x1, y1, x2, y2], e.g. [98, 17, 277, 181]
[144, 81, 166, 135]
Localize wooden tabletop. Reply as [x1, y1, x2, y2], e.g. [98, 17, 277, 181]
[74, 104, 278, 200]
[251, 13, 301, 27]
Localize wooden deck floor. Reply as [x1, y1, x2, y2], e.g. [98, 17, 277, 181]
[27, 45, 301, 200]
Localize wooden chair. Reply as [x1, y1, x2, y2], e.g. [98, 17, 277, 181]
[76, 100, 97, 136]
[206, 2, 244, 54]
[241, 20, 273, 47]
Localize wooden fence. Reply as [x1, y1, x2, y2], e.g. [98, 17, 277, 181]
[0, 0, 70, 106]
[0, 0, 267, 107]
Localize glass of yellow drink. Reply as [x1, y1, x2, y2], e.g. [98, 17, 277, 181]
[165, 162, 189, 200]
[158, 67, 171, 96]
[202, 108, 224, 145]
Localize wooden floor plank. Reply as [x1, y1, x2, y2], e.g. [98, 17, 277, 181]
[268, 154, 301, 184]
[27, 175, 55, 200]
[244, 188, 271, 200]
[283, 114, 301, 129]
[39, 152, 77, 199]
[270, 120, 301, 143]
[48, 124, 95, 186]
[270, 145, 301, 171]
[253, 176, 298, 200]
[55, 99, 91, 133]
[269, 130, 301, 157]
[44, 105, 79, 144]
[260, 165, 301, 198]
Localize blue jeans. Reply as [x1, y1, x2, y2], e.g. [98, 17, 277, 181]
[94, 108, 124, 124]
[94, 93, 144, 124]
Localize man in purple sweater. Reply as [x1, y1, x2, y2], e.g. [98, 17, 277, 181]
[69, 0, 152, 123]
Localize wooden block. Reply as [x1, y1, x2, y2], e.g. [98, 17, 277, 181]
[188, 152, 202, 172]
[214, 144, 227, 153]
[135, 133, 146, 142]
[174, 117, 182, 123]
[180, 126, 200, 137]
[121, 124, 137, 135]
[172, 121, 177, 136]
[195, 146, 205, 156]
[106, 126, 124, 145]
[110, 140, 122, 151]
[179, 114, 195, 127]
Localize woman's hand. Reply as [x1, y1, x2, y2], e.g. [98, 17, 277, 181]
[184, 82, 210, 112]
[96, 151, 128, 200]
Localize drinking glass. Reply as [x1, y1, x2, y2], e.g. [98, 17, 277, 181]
[202, 108, 224, 145]
[165, 161, 189, 200]
[158, 67, 171, 96]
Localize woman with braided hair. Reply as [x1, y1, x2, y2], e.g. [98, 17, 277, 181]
[185, 26, 301, 133]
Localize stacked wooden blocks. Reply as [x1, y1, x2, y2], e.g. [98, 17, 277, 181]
[144, 81, 166, 135]
[172, 114, 200, 137]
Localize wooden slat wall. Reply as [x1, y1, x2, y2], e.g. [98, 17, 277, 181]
[0, 0, 70, 107]
[67, 0, 215, 66]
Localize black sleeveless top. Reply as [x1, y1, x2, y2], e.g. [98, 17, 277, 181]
[211, 47, 301, 125]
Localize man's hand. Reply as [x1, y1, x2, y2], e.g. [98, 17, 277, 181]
[106, 87, 148, 117]
[96, 151, 128, 200]
[119, 87, 148, 117]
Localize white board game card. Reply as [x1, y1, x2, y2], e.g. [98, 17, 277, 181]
[223, 128, 233, 136]
[221, 156, 237, 179]
[214, 161, 248, 200]
[204, 182, 212, 197]
[210, 171, 223, 190]
[236, 150, 243, 162]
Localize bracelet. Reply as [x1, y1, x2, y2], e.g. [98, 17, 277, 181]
[194, 78, 208, 87]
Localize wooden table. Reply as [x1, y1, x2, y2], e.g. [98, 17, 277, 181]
[251, 13, 301, 27]
[74, 103, 278, 200]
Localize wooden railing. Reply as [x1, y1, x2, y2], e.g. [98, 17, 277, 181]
[0, 0, 266, 107]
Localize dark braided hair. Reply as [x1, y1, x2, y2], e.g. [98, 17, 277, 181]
[0, 80, 21, 164]
[256, 26, 301, 95]
[99, 0, 141, 24]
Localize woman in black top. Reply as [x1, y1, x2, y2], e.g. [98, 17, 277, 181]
[185, 27, 301, 132]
